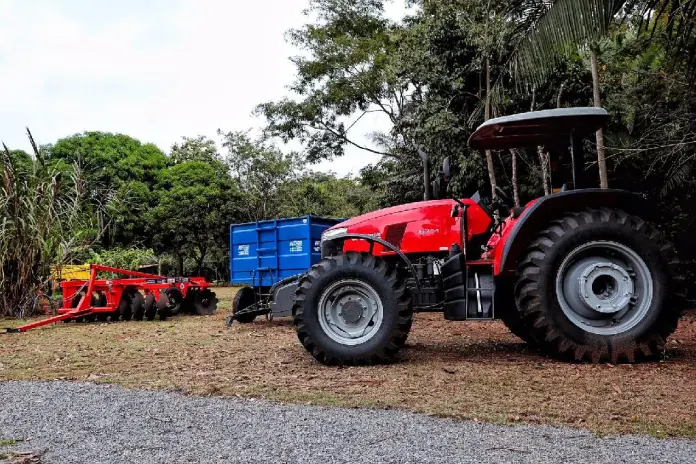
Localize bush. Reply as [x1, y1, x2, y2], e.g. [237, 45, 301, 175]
[0, 132, 102, 318]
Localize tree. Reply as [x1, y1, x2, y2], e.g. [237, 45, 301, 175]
[508, 0, 696, 189]
[1, 132, 102, 317]
[219, 130, 301, 221]
[148, 161, 241, 275]
[6, 149, 32, 173]
[170, 135, 220, 165]
[46, 132, 168, 246]
[278, 171, 379, 218]
[256, 0, 417, 165]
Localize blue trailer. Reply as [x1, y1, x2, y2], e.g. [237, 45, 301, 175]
[227, 215, 343, 323]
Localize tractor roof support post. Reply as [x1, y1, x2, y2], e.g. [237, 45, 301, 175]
[571, 133, 587, 189]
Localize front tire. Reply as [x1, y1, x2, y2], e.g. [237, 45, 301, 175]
[514, 208, 681, 363]
[293, 252, 413, 366]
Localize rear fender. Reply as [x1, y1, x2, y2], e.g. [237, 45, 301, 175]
[495, 189, 660, 275]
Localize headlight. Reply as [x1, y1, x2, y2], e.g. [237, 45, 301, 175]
[321, 227, 348, 242]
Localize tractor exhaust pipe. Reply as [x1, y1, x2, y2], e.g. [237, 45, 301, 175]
[418, 147, 432, 201]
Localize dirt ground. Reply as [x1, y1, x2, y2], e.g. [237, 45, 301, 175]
[1, 287, 694, 438]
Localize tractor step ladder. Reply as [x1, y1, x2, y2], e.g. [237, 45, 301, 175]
[464, 260, 495, 320]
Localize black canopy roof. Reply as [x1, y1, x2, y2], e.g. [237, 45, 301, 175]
[468, 107, 609, 151]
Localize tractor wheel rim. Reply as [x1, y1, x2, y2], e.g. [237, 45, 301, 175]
[318, 279, 384, 346]
[555, 240, 653, 336]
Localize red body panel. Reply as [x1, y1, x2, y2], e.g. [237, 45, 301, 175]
[337, 199, 492, 256]
[328, 196, 539, 276]
[483, 199, 538, 274]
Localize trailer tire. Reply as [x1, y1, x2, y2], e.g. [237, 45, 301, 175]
[293, 252, 413, 366]
[514, 208, 682, 363]
[232, 287, 258, 323]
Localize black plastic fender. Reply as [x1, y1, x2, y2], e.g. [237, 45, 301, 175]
[497, 189, 660, 275]
[321, 234, 421, 291]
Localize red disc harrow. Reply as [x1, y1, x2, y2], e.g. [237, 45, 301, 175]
[2, 265, 217, 333]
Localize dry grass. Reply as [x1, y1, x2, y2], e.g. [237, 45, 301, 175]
[1, 287, 695, 438]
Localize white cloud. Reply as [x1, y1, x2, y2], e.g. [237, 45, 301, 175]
[0, 0, 405, 176]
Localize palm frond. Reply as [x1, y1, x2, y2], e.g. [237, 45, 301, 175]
[509, 0, 696, 85]
[511, 0, 623, 85]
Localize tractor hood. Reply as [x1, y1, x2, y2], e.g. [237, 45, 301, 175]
[329, 199, 456, 230]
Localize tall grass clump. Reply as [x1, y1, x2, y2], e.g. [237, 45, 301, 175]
[0, 129, 102, 318]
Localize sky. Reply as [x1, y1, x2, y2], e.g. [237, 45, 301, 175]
[0, 0, 410, 176]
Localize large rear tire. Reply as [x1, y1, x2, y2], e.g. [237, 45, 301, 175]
[293, 252, 413, 366]
[514, 208, 681, 363]
[496, 285, 538, 346]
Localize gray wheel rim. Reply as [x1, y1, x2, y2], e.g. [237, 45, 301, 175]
[555, 240, 653, 335]
[317, 279, 384, 346]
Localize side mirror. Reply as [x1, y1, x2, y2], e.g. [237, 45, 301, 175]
[442, 157, 451, 183]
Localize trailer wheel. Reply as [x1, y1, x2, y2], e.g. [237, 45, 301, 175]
[232, 287, 258, 323]
[293, 252, 413, 366]
[143, 293, 157, 321]
[514, 208, 681, 363]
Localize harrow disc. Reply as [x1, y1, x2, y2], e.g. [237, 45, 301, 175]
[131, 291, 145, 321]
[156, 288, 184, 321]
[113, 293, 130, 322]
[88, 293, 107, 323]
[193, 289, 218, 315]
[121, 289, 135, 321]
[156, 292, 171, 321]
[143, 293, 157, 321]
[164, 288, 184, 316]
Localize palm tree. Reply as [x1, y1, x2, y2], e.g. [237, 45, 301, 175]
[508, 0, 696, 188]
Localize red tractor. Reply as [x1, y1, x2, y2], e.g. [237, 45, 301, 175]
[290, 107, 684, 365]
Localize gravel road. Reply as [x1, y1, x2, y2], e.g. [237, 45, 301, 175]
[0, 381, 694, 464]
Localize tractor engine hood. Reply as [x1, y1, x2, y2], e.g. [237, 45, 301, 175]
[325, 199, 456, 233]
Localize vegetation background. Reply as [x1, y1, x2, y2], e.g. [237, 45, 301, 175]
[3, 0, 696, 317]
